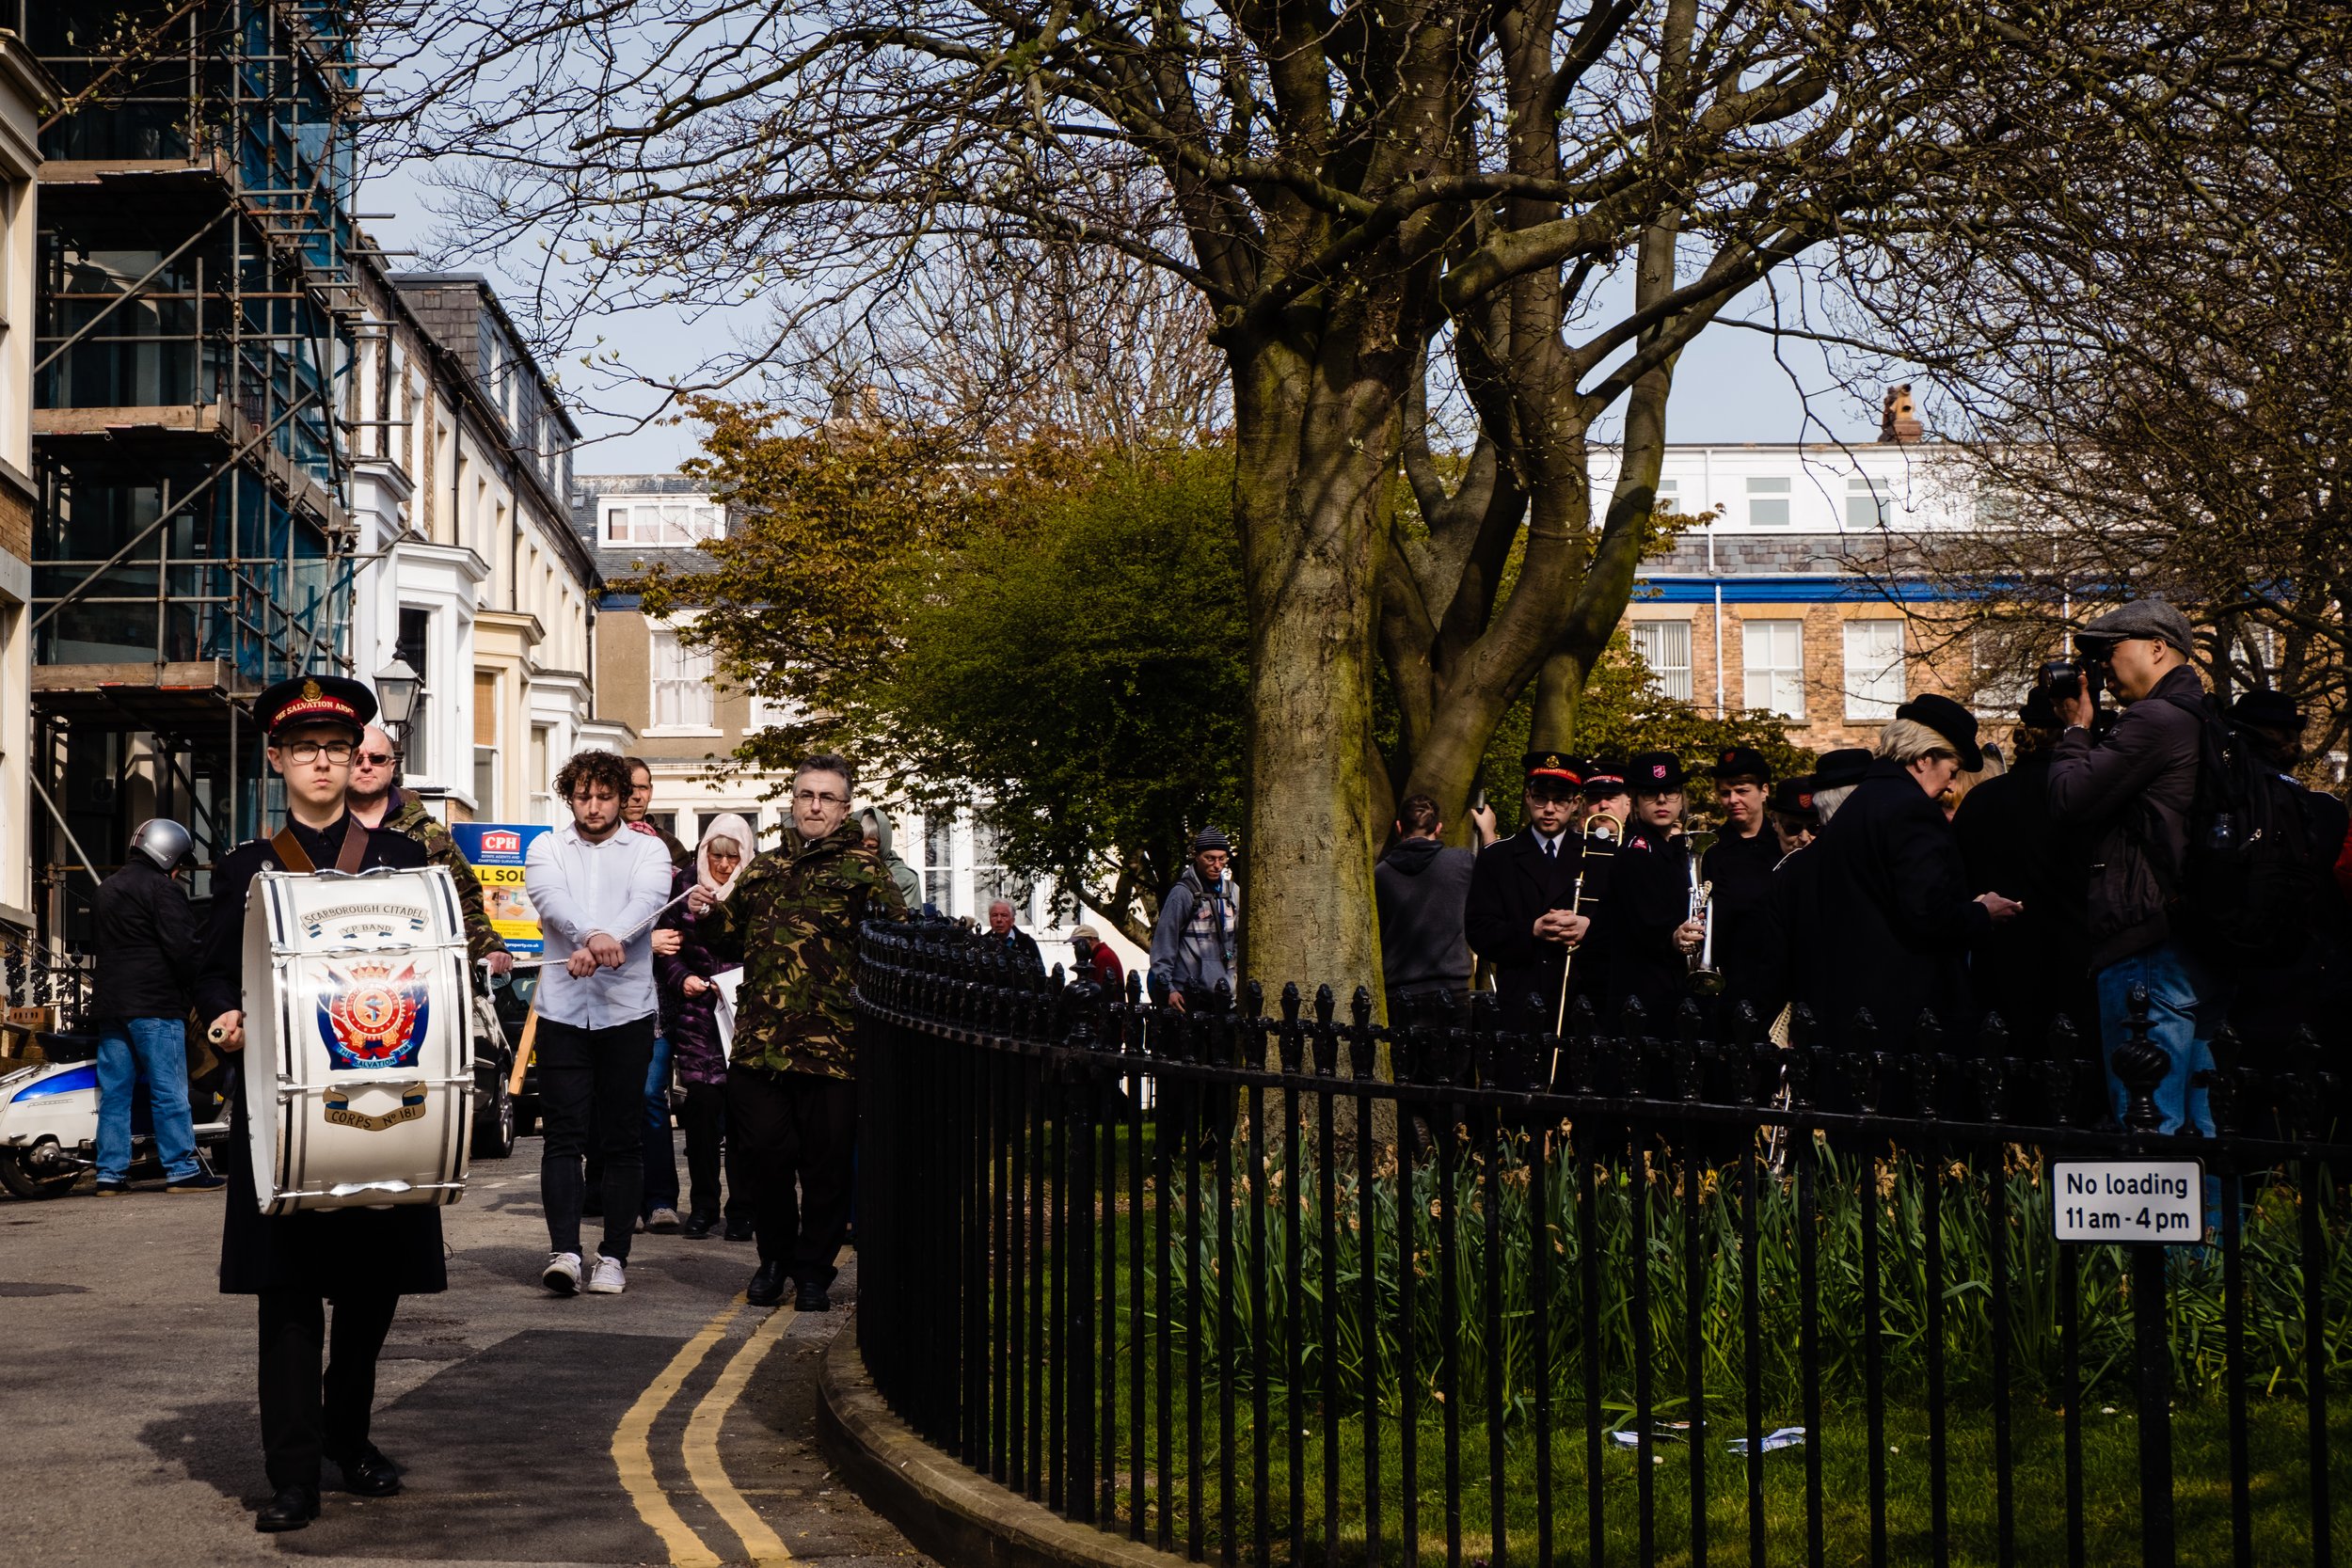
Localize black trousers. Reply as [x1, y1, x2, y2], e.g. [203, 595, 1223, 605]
[257, 1289, 398, 1492]
[676, 1080, 736, 1221]
[725, 1066, 855, 1286]
[537, 1014, 656, 1261]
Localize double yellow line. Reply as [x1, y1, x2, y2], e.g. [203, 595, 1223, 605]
[612, 1296, 800, 1567]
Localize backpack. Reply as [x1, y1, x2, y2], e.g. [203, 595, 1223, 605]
[2154, 691, 2316, 969]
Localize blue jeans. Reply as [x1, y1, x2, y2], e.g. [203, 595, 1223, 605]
[2096, 939, 2232, 1136]
[642, 1035, 678, 1212]
[96, 1017, 200, 1182]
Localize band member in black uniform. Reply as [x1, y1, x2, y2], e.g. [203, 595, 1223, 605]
[195, 675, 440, 1532]
[1595, 751, 1707, 1026]
[1954, 687, 2097, 1054]
[1767, 774, 1820, 856]
[1754, 748, 1869, 1028]
[1465, 752, 1599, 1028]
[1700, 746, 1785, 1016]
[1577, 757, 1631, 835]
[1807, 697, 2021, 1052]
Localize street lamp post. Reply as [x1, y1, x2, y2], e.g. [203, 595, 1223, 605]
[373, 657, 421, 757]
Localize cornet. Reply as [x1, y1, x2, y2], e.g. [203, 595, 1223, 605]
[1684, 836, 1724, 996]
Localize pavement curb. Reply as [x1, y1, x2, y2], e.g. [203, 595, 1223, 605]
[817, 1326, 1194, 1568]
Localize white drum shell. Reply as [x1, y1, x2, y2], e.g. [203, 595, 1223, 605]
[242, 865, 475, 1214]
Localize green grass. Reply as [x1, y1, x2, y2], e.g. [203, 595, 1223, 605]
[959, 1111, 2352, 1563]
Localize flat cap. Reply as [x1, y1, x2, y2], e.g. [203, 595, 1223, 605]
[2081, 598, 2196, 658]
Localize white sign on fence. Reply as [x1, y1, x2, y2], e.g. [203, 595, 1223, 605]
[2051, 1160, 2205, 1244]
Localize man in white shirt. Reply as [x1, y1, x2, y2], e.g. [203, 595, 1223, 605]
[523, 750, 675, 1296]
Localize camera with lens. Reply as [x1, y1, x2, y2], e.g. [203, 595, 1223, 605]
[2038, 636, 2119, 701]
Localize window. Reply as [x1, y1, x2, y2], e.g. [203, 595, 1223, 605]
[395, 608, 431, 771]
[529, 725, 553, 823]
[601, 498, 723, 547]
[650, 627, 716, 730]
[748, 692, 801, 731]
[1843, 621, 1906, 720]
[1629, 620, 1693, 702]
[473, 672, 500, 810]
[1847, 476, 1889, 530]
[923, 816, 955, 914]
[971, 816, 1026, 915]
[1742, 620, 1805, 719]
[1747, 476, 1790, 528]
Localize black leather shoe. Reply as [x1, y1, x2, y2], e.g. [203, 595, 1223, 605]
[723, 1215, 755, 1242]
[681, 1212, 715, 1239]
[255, 1485, 320, 1531]
[795, 1280, 832, 1313]
[746, 1260, 787, 1307]
[333, 1444, 403, 1497]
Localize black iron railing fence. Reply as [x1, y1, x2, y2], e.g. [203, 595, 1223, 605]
[852, 921, 2350, 1568]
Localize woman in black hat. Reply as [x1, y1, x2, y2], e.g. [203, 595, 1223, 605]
[1806, 696, 2023, 1052]
[195, 674, 439, 1532]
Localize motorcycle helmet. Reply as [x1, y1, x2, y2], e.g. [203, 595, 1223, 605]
[131, 818, 193, 873]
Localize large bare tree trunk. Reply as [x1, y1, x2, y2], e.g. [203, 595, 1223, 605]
[1230, 328, 1403, 1001]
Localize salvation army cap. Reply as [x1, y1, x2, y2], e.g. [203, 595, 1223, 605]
[1708, 745, 1773, 782]
[1896, 692, 1984, 772]
[1580, 757, 1629, 793]
[1769, 775, 1819, 820]
[1814, 747, 1873, 789]
[1627, 750, 1686, 793]
[252, 674, 375, 740]
[1521, 751, 1582, 786]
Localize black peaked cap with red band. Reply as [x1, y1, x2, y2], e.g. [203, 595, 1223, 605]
[1520, 750, 1582, 786]
[253, 674, 376, 740]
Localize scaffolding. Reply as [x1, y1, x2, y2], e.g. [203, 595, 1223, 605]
[27, 1, 365, 940]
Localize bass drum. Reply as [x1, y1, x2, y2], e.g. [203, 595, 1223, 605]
[241, 864, 476, 1215]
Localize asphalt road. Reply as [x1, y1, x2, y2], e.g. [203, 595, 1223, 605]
[0, 1135, 931, 1568]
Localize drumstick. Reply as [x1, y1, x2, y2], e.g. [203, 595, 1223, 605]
[507, 1000, 538, 1098]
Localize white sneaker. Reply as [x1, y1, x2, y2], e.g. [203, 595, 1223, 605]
[543, 1251, 582, 1295]
[586, 1254, 628, 1294]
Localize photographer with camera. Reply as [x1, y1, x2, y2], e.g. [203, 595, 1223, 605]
[2044, 600, 2224, 1134]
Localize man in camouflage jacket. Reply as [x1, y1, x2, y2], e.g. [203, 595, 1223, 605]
[348, 726, 512, 972]
[691, 753, 904, 1310]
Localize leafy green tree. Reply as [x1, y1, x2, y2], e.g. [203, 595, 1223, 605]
[883, 450, 1247, 945]
[629, 419, 1244, 945]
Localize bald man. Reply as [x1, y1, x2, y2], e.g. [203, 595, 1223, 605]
[348, 724, 512, 974]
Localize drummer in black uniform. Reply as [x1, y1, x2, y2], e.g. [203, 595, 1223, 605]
[1466, 752, 1602, 1029]
[1700, 746, 1785, 1018]
[195, 675, 439, 1533]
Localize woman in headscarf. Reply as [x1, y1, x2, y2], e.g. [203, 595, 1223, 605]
[655, 814, 753, 1238]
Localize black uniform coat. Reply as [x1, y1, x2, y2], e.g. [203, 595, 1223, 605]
[1807, 761, 1993, 1049]
[1952, 751, 2095, 1048]
[1465, 828, 1597, 1025]
[1591, 823, 1693, 1027]
[196, 816, 448, 1299]
[1700, 825, 1783, 1012]
[1754, 842, 1824, 1028]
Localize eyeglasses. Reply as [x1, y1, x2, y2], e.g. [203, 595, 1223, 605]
[793, 789, 849, 807]
[279, 740, 355, 764]
[356, 751, 397, 768]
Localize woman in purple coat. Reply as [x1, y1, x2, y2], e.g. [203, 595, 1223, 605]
[655, 815, 750, 1238]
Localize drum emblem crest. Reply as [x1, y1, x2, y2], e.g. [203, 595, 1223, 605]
[317, 961, 431, 1071]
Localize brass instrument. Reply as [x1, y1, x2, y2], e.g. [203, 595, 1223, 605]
[1554, 810, 1624, 1036]
[1684, 833, 1724, 996]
